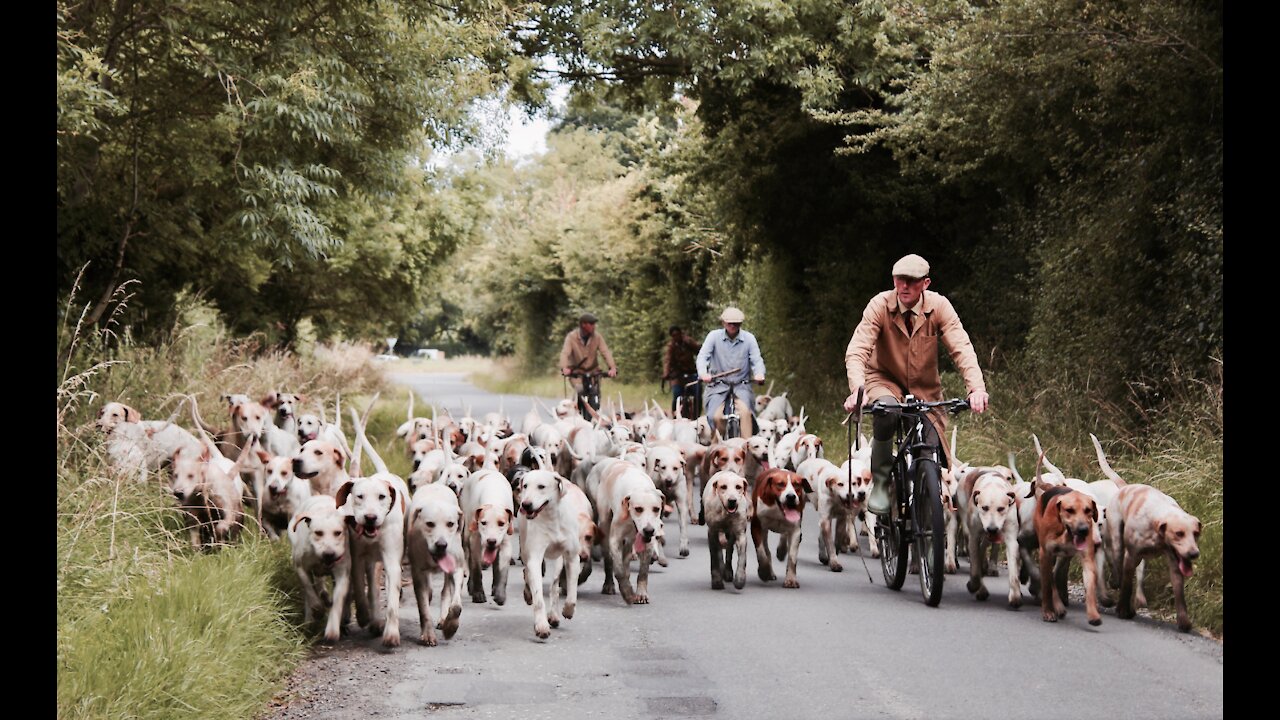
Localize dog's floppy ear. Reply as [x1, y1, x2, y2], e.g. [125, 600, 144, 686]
[799, 476, 814, 495]
[1193, 519, 1202, 536]
[261, 392, 279, 409]
[505, 508, 515, 534]
[972, 490, 981, 505]
[332, 446, 347, 467]
[412, 507, 422, 524]
[470, 507, 482, 533]
[1088, 499, 1098, 521]
[123, 404, 142, 423]
[255, 449, 272, 464]
[1006, 490, 1017, 504]
[620, 495, 632, 521]
[826, 475, 838, 489]
[387, 482, 404, 514]
[335, 481, 355, 512]
[291, 514, 313, 533]
[296, 393, 307, 404]
[1159, 521, 1167, 535]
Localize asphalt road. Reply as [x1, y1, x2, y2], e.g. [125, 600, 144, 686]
[263, 372, 1223, 720]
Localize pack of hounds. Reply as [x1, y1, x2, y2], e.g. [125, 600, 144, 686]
[92, 386, 1203, 647]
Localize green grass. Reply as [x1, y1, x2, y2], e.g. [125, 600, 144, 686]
[57, 289, 390, 719]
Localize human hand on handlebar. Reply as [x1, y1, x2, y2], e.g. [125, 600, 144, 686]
[967, 390, 989, 414]
[754, 375, 765, 386]
[843, 386, 865, 413]
[561, 367, 571, 376]
[607, 368, 617, 378]
[699, 374, 712, 383]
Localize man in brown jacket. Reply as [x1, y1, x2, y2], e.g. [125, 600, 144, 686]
[663, 325, 702, 418]
[560, 312, 618, 419]
[842, 254, 990, 516]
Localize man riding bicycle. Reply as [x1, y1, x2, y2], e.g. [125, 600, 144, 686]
[697, 307, 766, 439]
[560, 311, 618, 420]
[663, 324, 702, 418]
[842, 254, 990, 517]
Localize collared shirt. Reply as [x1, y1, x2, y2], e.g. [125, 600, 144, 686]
[559, 329, 615, 373]
[696, 328, 766, 384]
[844, 289, 985, 402]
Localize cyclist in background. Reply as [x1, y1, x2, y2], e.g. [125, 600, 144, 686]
[842, 254, 990, 517]
[663, 324, 702, 418]
[697, 307, 765, 439]
[560, 311, 618, 420]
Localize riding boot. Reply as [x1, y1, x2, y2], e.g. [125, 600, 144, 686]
[867, 438, 895, 516]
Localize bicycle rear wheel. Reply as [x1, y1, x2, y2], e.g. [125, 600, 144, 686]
[877, 467, 909, 590]
[913, 459, 946, 606]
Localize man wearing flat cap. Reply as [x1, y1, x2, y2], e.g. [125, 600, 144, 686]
[843, 254, 990, 516]
[560, 312, 618, 419]
[697, 306, 766, 439]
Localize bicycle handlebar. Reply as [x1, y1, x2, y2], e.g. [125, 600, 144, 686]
[868, 397, 970, 416]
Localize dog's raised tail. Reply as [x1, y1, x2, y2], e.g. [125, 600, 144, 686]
[1089, 433, 1126, 485]
[1031, 433, 1065, 478]
[1007, 452, 1025, 484]
[348, 391, 383, 478]
[186, 393, 223, 458]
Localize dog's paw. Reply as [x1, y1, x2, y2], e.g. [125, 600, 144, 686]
[442, 607, 461, 639]
[733, 574, 746, 590]
[419, 632, 438, 647]
[966, 577, 982, 594]
[1177, 618, 1192, 633]
[601, 584, 616, 595]
[783, 577, 799, 589]
[1041, 611, 1058, 623]
[322, 629, 340, 645]
[368, 621, 384, 637]
[870, 548, 881, 559]
[654, 554, 669, 568]
[1008, 593, 1022, 609]
[679, 547, 690, 558]
[945, 561, 957, 574]
[1056, 607, 1067, 619]
[1088, 616, 1102, 627]
[722, 564, 735, 583]
[830, 560, 843, 572]
[549, 616, 561, 628]
[382, 630, 401, 648]
[818, 549, 830, 565]
[758, 567, 776, 582]
[633, 593, 649, 604]
[561, 602, 575, 620]
[535, 625, 551, 639]
[711, 578, 725, 590]
[493, 593, 507, 606]
[1117, 605, 1136, 620]
[976, 586, 989, 601]
[471, 593, 486, 604]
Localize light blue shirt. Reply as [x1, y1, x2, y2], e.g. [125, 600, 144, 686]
[697, 328, 766, 417]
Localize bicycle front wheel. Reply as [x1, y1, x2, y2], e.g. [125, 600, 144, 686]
[877, 468, 909, 590]
[913, 459, 946, 606]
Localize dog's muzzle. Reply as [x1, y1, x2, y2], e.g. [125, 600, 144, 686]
[321, 551, 343, 567]
[292, 459, 317, 479]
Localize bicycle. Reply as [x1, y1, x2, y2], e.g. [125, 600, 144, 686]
[567, 370, 605, 421]
[664, 372, 703, 419]
[691, 367, 753, 439]
[862, 395, 969, 607]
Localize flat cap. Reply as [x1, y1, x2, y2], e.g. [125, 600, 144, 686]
[891, 254, 930, 279]
[579, 312, 599, 324]
[720, 307, 745, 323]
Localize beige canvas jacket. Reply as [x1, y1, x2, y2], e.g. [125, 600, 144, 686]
[844, 289, 986, 402]
[559, 329, 616, 374]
